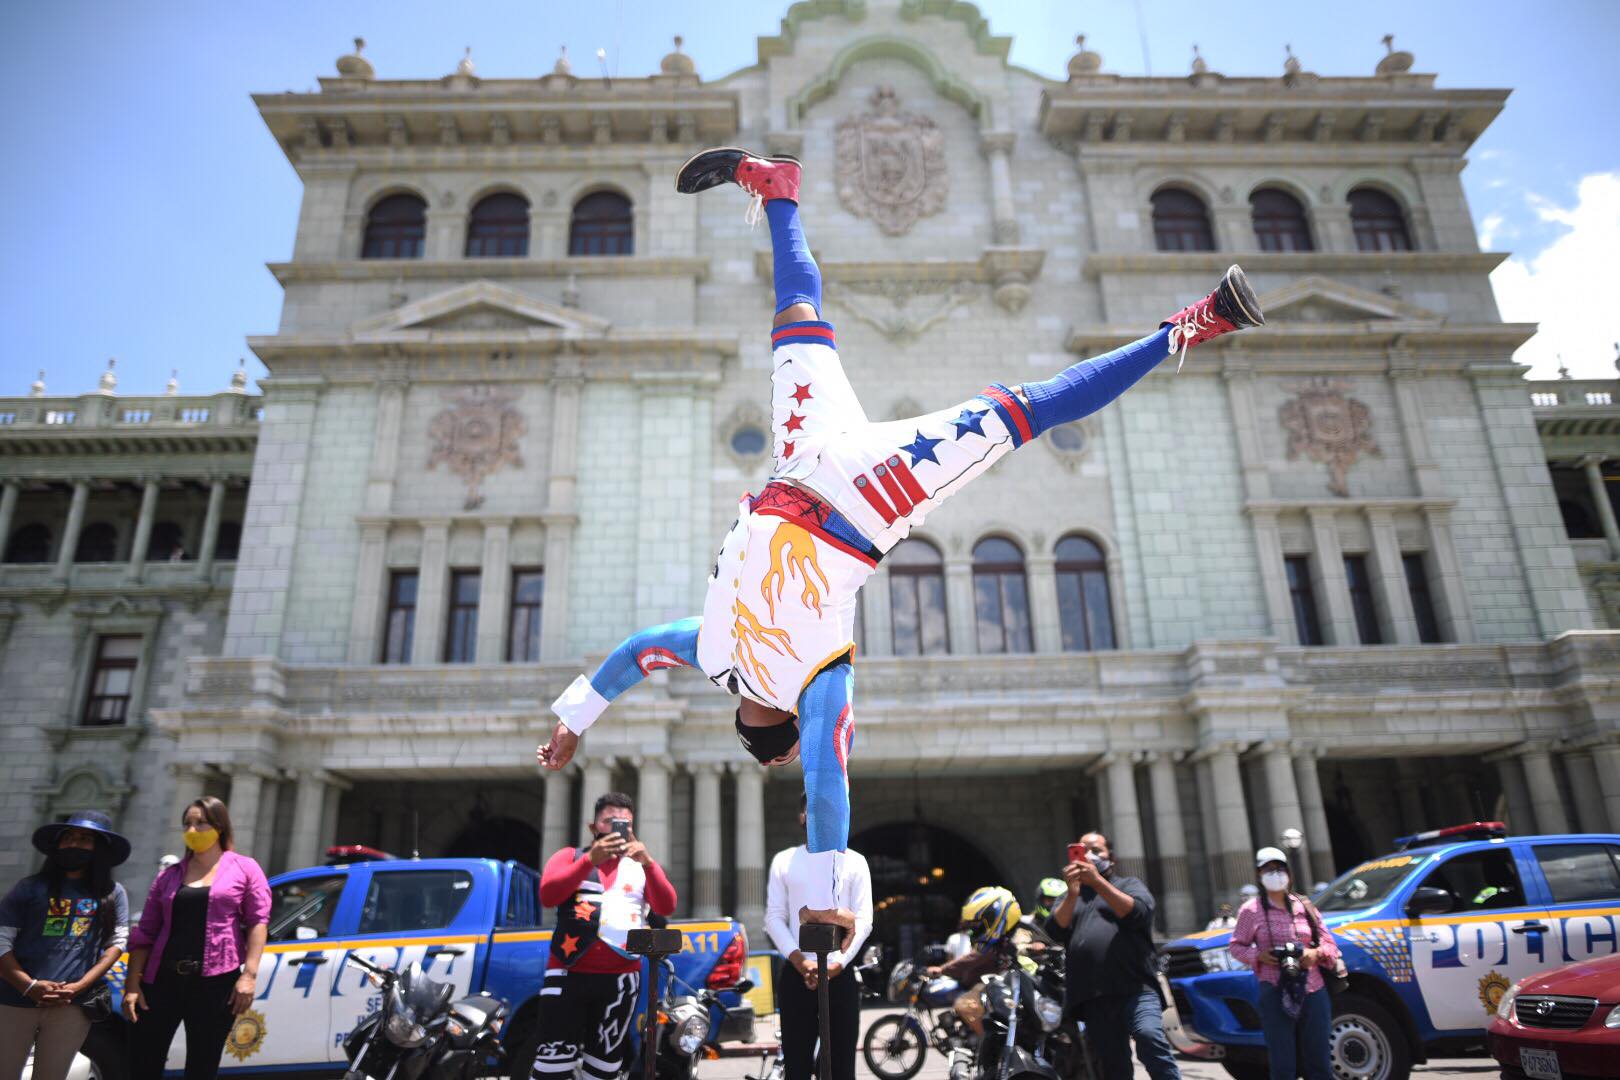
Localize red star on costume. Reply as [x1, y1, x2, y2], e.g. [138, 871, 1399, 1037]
[784, 412, 806, 434]
[572, 900, 594, 921]
[558, 934, 580, 957]
[622, 882, 634, 894]
[782, 441, 796, 458]
[790, 383, 813, 406]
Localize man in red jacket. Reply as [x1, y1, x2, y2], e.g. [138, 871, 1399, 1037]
[533, 791, 677, 1080]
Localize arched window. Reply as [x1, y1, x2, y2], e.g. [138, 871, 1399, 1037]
[1250, 188, 1313, 251]
[216, 522, 242, 561]
[972, 537, 1031, 654]
[1151, 188, 1215, 252]
[888, 539, 948, 657]
[464, 192, 530, 257]
[1348, 188, 1414, 252]
[361, 193, 427, 259]
[569, 192, 634, 256]
[148, 521, 186, 562]
[75, 522, 118, 563]
[1055, 535, 1116, 651]
[4, 523, 51, 563]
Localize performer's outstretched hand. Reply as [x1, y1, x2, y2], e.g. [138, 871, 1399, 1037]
[799, 905, 859, 954]
[536, 721, 579, 770]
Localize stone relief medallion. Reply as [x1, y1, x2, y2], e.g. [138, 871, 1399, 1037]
[1279, 378, 1380, 497]
[835, 86, 947, 236]
[427, 385, 526, 509]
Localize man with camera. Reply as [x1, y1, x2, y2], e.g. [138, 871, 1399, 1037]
[1050, 832, 1181, 1080]
[533, 792, 678, 1080]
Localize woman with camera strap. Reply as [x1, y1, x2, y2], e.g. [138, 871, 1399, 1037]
[1228, 846, 1342, 1080]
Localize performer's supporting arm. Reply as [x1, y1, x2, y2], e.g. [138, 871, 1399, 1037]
[796, 659, 854, 854]
[538, 617, 702, 769]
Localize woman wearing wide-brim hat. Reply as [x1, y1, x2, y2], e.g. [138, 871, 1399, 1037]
[0, 811, 131, 1080]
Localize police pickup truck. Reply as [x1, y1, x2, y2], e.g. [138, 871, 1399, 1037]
[1161, 824, 1620, 1080]
[80, 855, 751, 1078]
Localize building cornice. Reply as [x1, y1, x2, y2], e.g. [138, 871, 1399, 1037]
[267, 255, 710, 286]
[1083, 251, 1507, 277]
[1065, 322, 1537, 363]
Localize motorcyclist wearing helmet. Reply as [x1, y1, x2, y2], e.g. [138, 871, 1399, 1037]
[925, 886, 1021, 1037]
[1030, 877, 1067, 927]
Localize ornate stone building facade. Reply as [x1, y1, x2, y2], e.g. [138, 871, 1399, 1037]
[5, 1, 1619, 942]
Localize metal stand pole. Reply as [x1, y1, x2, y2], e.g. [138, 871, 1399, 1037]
[626, 927, 683, 1080]
[800, 922, 840, 1080]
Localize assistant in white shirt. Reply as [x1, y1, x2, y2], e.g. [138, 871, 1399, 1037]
[765, 845, 873, 970]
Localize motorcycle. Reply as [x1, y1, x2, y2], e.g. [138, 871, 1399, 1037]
[947, 933, 1093, 1080]
[340, 952, 509, 1080]
[853, 944, 886, 1002]
[629, 955, 754, 1080]
[861, 945, 970, 1080]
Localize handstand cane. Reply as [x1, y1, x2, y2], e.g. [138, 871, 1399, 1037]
[800, 921, 841, 1080]
[626, 927, 683, 1080]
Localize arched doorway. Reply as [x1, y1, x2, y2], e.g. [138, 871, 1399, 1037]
[444, 816, 541, 868]
[850, 822, 1004, 963]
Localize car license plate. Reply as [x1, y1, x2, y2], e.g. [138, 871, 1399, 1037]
[1520, 1048, 1561, 1080]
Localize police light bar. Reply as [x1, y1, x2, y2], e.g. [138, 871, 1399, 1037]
[324, 844, 398, 864]
[1392, 821, 1507, 851]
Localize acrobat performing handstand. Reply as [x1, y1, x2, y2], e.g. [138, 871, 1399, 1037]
[536, 147, 1265, 922]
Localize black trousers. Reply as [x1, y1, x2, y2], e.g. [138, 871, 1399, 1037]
[530, 967, 641, 1080]
[778, 961, 859, 1080]
[130, 971, 238, 1080]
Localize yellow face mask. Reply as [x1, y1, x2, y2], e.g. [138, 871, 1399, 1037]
[182, 827, 220, 853]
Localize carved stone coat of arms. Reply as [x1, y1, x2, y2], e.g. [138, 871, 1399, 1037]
[835, 86, 947, 236]
[1279, 378, 1380, 497]
[427, 385, 526, 509]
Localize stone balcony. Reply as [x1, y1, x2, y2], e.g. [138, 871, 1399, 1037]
[0, 391, 260, 457]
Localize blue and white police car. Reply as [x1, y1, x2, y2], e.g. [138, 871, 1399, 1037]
[1161, 824, 1620, 1080]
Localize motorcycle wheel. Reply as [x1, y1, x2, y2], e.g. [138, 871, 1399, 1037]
[862, 1013, 927, 1080]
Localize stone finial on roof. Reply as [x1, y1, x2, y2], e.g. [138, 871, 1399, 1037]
[98, 358, 117, 395]
[553, 46, 573, 76]
[1191, 44, 1207, 75]
[337, 37, 375, 79]
[30, 370, 45, 398]
[661, 35, 696, 76]
[1283, 44, 1301, 78]
[165, 369, 179, 396]
[456, 46, 475, 76]
[1376, 33, 1414, 75]
[230, 363, 249, 393]
[1067, 34, 1102, 77]
[1558, 357, 1571, 381]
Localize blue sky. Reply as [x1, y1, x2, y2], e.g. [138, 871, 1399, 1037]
[2, 0, 1617, 396]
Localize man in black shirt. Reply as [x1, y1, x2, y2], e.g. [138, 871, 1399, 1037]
[1051, 832, 1181, 1080]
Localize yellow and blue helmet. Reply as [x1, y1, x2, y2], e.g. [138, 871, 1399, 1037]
[959, 886, 1022, 944]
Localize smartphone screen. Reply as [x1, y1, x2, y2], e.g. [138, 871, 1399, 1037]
[1067, 843, 1086, 864]
[611, 819, 632, 840]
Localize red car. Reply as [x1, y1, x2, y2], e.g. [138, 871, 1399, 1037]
[1489, 952, 1620, 1079]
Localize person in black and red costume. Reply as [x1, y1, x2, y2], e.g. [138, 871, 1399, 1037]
[532, 792, 677, 1080]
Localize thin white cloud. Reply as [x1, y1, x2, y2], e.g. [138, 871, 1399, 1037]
[1478, 212, 1506, 249]
[1490, 172, 1620, 380]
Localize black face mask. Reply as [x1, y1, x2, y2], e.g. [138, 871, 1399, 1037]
[53, 848, 93, 872]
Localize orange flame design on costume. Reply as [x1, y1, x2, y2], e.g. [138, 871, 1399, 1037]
[733, 597, 799, 697]
[761, 522, 830, 622]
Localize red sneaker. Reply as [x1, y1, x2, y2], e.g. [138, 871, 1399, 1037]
[1161, 264, 1266, 368]
[675, 146, 801, 203]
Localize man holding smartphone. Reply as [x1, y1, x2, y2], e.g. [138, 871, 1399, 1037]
[534, 792, 678, 1080]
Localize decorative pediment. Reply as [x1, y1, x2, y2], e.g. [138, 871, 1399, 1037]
[1258, 276, 1441, 324]
[351, 281, 610, 336]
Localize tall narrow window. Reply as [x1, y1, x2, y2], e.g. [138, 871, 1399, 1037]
[1151, 188, 1215, 252]
[382, 571, 418, 664]
[1250, 188, 1314, 252]
[1285, 556, 1324, 646]
[445, 571, 481, 663]
[75, 522, 118, 563]
[888, 539, 949, 657]
[1055, 535, 1115, 651]
[1403, 553, 1443, 644]
[569, 192, 634, 256]
[508, 569, 544, 662]
[972, 538, 1031, 654]
[1343, 554, 1383, 645]
[4, 523, 52, 563]
[83, 635, 140, 726]
[465, 193, 530, 257]
[216, 522, 242, 561]
[361, 194, 427, 259]
[148, 521, 186, 562]
[1348, 188, 1413, 252]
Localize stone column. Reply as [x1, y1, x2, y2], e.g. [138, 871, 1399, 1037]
[1495, 755, 1536, 833]
[1307, 508, 1358, 644]
[945, 559, 977, 655]
[533, 209, 570, 260]
[1582, 456, 1620, 561]
[1263, 743, 1307, 877]
[734, 766, 767, 936]
[539, 373, 583, 661]
[1025, 554, 1062, 654]
[475, 520, 512, 663]
[318, 779, 346, 857]
[1206, 746, 1255, 897]
[229, 768, 267, 860]
[170, 764, 210, 836]
[286, 770, 329, 871]
[424, 207, 462, 261]
[411, 520, 450, 664]
[1422, 507, 1475, 643]
[195, 477, 228, 580]
[1103, 755, 1145, 878]
[1592, 744, 1620, 839]
[1308, 205, 1355, 252]
[692, 765, 723, 917]
[1249, 510, 1298, 643]
[1367, 509, 1419, 645]
[1213, 205, 1254, 253]
[348, 523, 389, 663]
[637, 759, 672, 864]
[52, 479, 89, 581]
[1519, 747, 1569, 833]
[1293, 751, 1336, 883]
[125, 478, 161, 583]
[541, 768, 574, 859]
[1394, 759, 1429, 834]
[1147, 753, 1196, 933]
[579, 758, 613, 836]
[980, 132, 1020, 245]
[861, 569, 893, 657]
[1564, 751, 1609, 833]
[0, 482, 17, 559]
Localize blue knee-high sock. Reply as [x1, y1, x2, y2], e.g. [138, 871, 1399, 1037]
[797, 661, 854, 853]
[1020, 326, 1173, 437]
[765, 199, 821, 315]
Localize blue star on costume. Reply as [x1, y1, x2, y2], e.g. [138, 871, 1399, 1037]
[900, 430, 943, 467]
[949, 407, 989, 440]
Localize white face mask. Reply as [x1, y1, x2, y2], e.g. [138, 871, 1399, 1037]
[1261, 870, 1290, 893]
